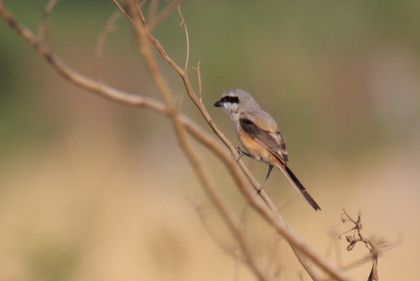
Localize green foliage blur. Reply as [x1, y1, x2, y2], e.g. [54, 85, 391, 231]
[2, 1, 420, 163]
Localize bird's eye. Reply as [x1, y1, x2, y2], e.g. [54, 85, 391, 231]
[221, 96, 239, 104]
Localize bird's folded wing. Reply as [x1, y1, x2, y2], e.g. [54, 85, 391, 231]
[239, 115, 289, 163]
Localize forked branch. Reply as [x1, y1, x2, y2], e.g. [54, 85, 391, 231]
[339, 210, 399, 281]
[0, 1, 360, 280]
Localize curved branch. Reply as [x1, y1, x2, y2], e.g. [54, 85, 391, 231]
[0, 0, 164, 112]
[138, 4, 358, 281]
[126, 1, 271, 280]
[136, 5, 362, 281]
[0, 1, 359, 280]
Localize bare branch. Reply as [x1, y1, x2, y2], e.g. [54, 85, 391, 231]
[177, 5, 190, 71]
[112, 0, 135, 24]
[341, 234, 400, 273]
[0, 0, 170, 115]
[147, 0, 159, 28]
[339, 210, 399, 281]
[191, 57, 203, 101]
[95, 11, 122, 81]
[0, 1, 362, 280]
[127, 2, 271, 280]
[39, 0, 58, 47]
[149, 0, 185, 30]
[126, 2, 359, 281]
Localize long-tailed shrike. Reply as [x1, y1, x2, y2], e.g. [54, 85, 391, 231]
[214, 89, 321, 211]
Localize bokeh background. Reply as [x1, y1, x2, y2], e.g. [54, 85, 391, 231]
[1, 0, 420, 280]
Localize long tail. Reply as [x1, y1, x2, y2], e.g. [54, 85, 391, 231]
[279, 165, 321, 211]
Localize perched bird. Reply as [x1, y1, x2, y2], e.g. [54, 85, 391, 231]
[214, 89, 320, 211]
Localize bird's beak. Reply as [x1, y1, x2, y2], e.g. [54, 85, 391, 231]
[214, 100, 223, 107]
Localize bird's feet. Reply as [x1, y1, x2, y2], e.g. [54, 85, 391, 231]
[256, 182, 267, 194]
[234, 146, 252, 161]
[234, 146, 244, 161]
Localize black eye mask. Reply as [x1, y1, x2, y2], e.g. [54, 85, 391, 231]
[221, 96, 239, 104]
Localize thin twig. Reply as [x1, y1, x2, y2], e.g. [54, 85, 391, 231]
[112, 0, 135, 24]
[128, 2, 271, 280]
[338, 210, 399, 281]
[149, 0, 185, 29]
[39, 0, 58, 48]
[94, 11, 121, 81]
[147, 0, 159, 29]
[191, 57, 202, 101]
[127, 2, 358, 280]
[0, 1, 360, 280]
[0, 0, 170, 113]
[141, 8, 330, 279]
[0, 7, 260, 277]
[177, 5, 189, 71]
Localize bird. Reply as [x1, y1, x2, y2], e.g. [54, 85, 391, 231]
[214, 88, 321, 211]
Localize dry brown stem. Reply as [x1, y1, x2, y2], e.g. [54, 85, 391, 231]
[0, 1, 361, 280]
[94, 11, 121, 81]
[126, 1, 270, 279]
[339, 210, 399, 281]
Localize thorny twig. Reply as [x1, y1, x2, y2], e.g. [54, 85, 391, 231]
[339, 210, 379, 281]
[339, 209, 364, 246]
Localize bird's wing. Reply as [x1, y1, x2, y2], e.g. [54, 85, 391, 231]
[239, 111, 289, 163]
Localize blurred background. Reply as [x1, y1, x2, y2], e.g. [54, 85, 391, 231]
[1, 0, 420, 280]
